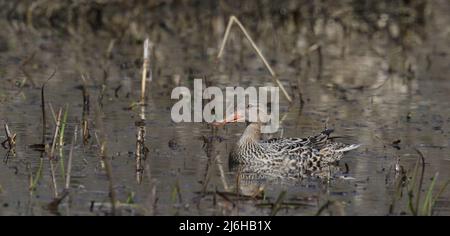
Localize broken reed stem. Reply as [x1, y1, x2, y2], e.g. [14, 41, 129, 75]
[50, 108, 62, 159]
[2, 122, 16, 150]
[136, 105, 146, 184]
[81, 74, 90, 114]
[59, 104, 69, 147]
[48, 103, 58, 124]
[141, 38, 150, 104]
[217, 16, 293, 103]
[144, 163, 157, 215]
[100, 142, 116, 215]
[48, 108, 62, 198]
[41, 70, 56, 145]
[414, 148, 426, 215]
[58, 105, 69, 178]
[65, 125, 78, 190]
[81, 75, 90, 145]
[3, 122, 11, 139]
[215, 155, 230, 191]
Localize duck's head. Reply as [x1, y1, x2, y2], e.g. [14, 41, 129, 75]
[212, 103, 270, 142]
[213, 103, 266, 126]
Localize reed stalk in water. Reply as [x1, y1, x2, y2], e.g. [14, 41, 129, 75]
[65, 125, 78, 190]
[1, 122, 16, 150]
[41, 70, 56, 146]
[141, 38, 151, 104]
[48, 108, 62, 198]
[58, 104, 69, 178]
[217, 16, 293, 103]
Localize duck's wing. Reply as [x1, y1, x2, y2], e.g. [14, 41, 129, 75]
[261, 138, 311, 154]
[261, 129, 334, 153]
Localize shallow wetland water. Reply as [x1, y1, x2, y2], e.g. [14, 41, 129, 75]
[0, 0, 449, 215]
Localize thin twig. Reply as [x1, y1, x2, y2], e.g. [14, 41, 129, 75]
[2, 122, 16, 149]
[50, 108, 62, 159]
[217, 16, 293, 103]
[48, 108, 62, 198]
[65, 125, 78, 190]
[41, 70, 57, 145]
[48, 103, 58, 125]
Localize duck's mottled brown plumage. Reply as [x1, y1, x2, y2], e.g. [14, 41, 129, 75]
[229, 122, 359, 173]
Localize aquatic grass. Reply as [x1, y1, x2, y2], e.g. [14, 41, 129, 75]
[58, 104, 69, 178]
[389, 169, 407, 215]
[65, 125, 78, 190]
[315, 200, 345, 216]
[171, 178, 182, 215]
[419, 173, 450, 216]
[103, 143, 116, 215]
[80, 74, 90, 145]
[48, 108, 63, 198]
[411, 148, 426, 215]
[126, 192, 135, 204]
[49, 108, 62, 159]
[391, 149, 450, 216]
[29, 158, 44, 191]
[270, 190, 287, 216]
[144, 163, 158, 215]
[428, 179, 450, 215]
[41, 70, 56, 145]
[59, 104, 69, 147]
[98, 138, 117, 215]
[98, 69, 109, 108]
[48, 103, 57, 124]
[217, 15, 293, 103]
[421, 172, 438, 216]
[171, 178, 183, 204]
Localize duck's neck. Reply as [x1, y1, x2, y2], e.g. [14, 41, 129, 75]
[231, 123, 263, 164]
[238, 123, 261, 146]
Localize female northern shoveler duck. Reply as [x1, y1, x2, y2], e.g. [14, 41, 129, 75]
[215, 104, 360, 175]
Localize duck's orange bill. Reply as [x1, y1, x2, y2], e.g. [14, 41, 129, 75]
[212, 112, 242, 126]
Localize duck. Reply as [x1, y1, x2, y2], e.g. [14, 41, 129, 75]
[215, 104, 360, 176]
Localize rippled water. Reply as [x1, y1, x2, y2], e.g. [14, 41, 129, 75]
[0, 1, 449, 215]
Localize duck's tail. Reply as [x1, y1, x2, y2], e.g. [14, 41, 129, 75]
[318, 143, 360, 163]
[336, 144, 360, 152]
[320, 128, 334, 136]
[309, 129, 334, 148]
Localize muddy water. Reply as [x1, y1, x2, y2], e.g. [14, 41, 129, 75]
[0, 1, 450, 215]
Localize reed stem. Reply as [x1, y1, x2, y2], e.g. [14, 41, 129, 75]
[217, 16, 293, 103]
[141, 38, 150, 104]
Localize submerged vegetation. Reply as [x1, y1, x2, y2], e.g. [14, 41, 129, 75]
[0, 0, 449, 216]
